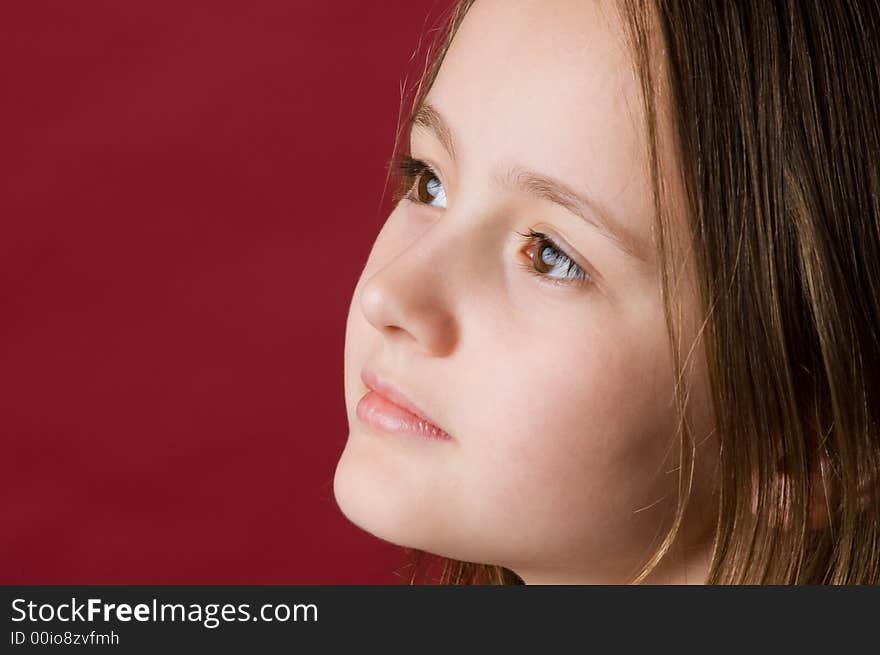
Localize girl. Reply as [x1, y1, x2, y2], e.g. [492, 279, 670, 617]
[333, 0, 880, 584]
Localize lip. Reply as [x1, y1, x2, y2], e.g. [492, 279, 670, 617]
[356, 368, 453, 441]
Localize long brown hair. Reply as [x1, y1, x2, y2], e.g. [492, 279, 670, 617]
[386, 0, 880, 584]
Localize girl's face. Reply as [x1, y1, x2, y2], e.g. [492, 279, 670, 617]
[334, 0, 716, 583]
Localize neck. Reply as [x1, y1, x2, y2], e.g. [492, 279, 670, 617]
[511, 538, 714, 585]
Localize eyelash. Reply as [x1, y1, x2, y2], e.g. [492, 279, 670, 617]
[514, 229, 590, 287]
[390, 155, 442, 206]
[389, 154, 591, 289]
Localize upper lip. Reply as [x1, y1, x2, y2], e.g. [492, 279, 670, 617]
[360, 367, 450, 436]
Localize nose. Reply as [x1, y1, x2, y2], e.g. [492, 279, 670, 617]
[358, 230, 459, 358]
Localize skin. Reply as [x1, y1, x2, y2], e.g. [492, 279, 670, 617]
[334, 0, 718, 584]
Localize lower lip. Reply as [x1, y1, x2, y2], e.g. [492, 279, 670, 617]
[356, 390, 453, 441]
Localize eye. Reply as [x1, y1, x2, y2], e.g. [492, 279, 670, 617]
[516, 229, 591, 288]
[390, 155, 447, 208]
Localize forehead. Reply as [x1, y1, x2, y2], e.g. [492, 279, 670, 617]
[422, 0, 655, 248]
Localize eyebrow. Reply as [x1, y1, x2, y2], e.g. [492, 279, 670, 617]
[411, 102, 650, 263]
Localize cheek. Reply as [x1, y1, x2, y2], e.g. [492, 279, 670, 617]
[459, 303, 678, 558]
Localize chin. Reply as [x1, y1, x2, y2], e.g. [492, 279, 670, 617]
[332, 434, 425, 550]
[332, 434, 477, 562]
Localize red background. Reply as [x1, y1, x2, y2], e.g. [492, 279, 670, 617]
[0, 0, 450, 583]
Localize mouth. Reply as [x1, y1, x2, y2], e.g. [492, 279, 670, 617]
[356, 368, 453, 442]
